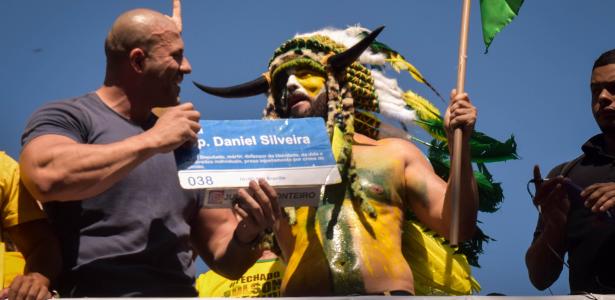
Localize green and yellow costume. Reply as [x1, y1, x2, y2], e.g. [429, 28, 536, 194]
[194, 26, 516, 295]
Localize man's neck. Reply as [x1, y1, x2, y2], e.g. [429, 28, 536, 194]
[259, 250, 278, 261]
[96, 85, 151, 125]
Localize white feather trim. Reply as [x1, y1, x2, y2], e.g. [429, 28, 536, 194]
[379, 102, 416, 125]
[293, 26, 418, 126]
[372, 70, 403, 99]
[294, 26, 386, 66]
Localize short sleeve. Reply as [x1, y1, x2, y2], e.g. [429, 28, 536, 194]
[21, 99, 91, 147]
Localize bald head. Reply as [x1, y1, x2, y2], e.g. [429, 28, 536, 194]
[104, 8, 178, 63]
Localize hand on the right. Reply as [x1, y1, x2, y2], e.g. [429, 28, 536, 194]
[145, 102, 201, 153]
[3, 273, 52, 300]
[233, 179, 280, 245]
[532, 165, 570, 229]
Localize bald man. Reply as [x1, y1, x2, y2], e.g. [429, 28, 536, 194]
[19, 8, 280, 297]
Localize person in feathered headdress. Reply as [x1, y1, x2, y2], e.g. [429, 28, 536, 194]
[194, 26, 513, 296]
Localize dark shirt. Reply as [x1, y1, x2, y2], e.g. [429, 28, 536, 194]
[21, 93, 201, 297]
[535, 134, 615, 294]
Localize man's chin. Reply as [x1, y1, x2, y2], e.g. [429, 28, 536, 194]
[158, 97, 181, 107]
[598, 122, 615, 136]
[289, 103, 311, 118]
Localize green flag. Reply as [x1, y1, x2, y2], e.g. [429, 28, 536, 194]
[480, 0, 524, 52]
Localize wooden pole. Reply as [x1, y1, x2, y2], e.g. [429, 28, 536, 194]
[450, 0, 471, 247]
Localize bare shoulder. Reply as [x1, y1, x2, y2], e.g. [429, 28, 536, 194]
[353, 133, 425, 162]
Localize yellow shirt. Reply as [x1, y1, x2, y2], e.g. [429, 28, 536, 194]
[196, 258, 285, 297]
[0, 152, 46, 288]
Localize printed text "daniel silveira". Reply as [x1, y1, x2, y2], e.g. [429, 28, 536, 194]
[199, 135, 311, 148]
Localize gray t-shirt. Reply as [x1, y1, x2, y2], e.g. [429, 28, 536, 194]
[22, 93, 202, 297]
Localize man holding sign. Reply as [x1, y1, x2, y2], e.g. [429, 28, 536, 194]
[195, 27, 479, 295]
[19, 3, 279, 297]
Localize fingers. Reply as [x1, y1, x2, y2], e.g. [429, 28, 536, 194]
[6, 273, 50, 300]
[236, 187, 266, 228]
[533, 165, 543, 193]
[172, 103, 201, 121]
[250, 180, 275, 227]
[7, 276, 21, 300]
[447, 108, 476, 129]
[582, 183, 615, 212]
[232, 197, 249, 220]
[149, 102, 201, 152]
[446, 89, 476, 131]
[537, 181, 569, 228]
[258, 178, 281, 219]
[12, 275, 33, 300]
[450, 89, 471, 103]
[36, 288, 51, 300]
[232, 179, 279, 244]
[534, 176, 565, 205]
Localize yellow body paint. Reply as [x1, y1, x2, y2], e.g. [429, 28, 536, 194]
[292, 70, 325, 97]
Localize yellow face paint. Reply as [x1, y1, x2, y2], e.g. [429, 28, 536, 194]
[292, 70, 326, 98]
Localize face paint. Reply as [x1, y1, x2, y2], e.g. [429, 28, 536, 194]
[292, 70, 326, 98]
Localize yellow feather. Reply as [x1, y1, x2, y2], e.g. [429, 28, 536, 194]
[331, 125, 345, 162]
[402, 220, 481, 295]
[385, 53, 426, 83]
[402, 90, 441, 122]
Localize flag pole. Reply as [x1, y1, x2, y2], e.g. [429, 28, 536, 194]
[450, 0, 471, 247]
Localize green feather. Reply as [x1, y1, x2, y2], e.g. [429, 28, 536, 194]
[468, 133, 519, 163]
[419, 121, 519, 163]
[455, 227, 494, 268]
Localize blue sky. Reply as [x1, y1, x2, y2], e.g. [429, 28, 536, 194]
[2, 0, 613, 296]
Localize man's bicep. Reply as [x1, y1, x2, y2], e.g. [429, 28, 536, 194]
[403, 151, 447, 230]
[19, 134, 77, 164]
[20, 135, 79, 191]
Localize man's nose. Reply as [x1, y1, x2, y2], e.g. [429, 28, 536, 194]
[597, 90, 615, 110]
[286, 75, 299, 93]
[181, 56, 192, 74]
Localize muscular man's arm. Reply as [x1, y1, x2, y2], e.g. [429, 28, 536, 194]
[405, 90, 478, 241]
[402, 141, 477, 241]
[191, 208, 261, 279]
[191, 179, 280, 279]
[20, 103, 200, 202]
[21, 134, 156, 202]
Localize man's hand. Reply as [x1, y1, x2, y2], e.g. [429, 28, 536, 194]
[532, 165, 570, 229]
[3, 273, 51, 300]
[144, 102, 200, 153]
[443, 89, 477, 143]
[526, 165, 569, 290]
[581, 182, 615, 213]
[232, 179, 280, 245]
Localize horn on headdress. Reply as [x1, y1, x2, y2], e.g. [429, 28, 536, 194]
[192, 75, 269, 98]
[327, 26, 385, 71]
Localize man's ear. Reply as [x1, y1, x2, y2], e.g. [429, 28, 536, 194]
[129, 48, 146, 74]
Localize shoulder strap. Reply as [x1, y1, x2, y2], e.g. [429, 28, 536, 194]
[559, 153, 585, 177]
